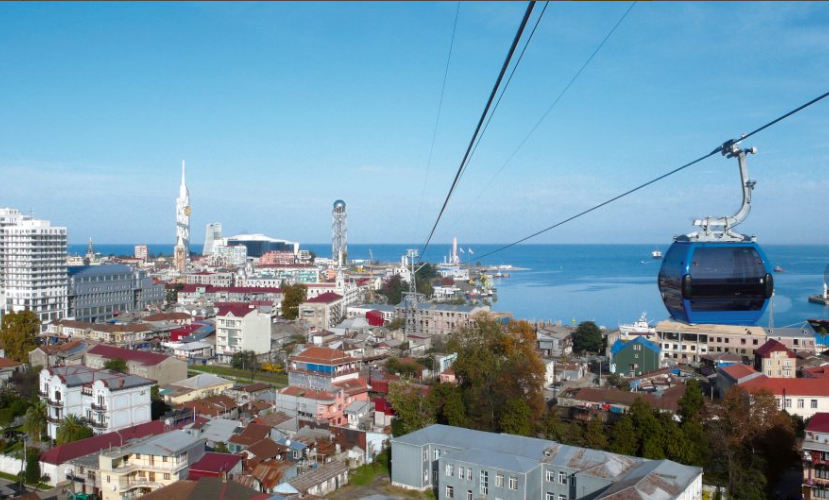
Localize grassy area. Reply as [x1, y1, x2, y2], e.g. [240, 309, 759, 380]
[350, 462, 389, 486]
[188, 364, 288, 387]
[0, 470, 49, 490]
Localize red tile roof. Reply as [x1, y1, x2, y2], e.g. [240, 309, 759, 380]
[754, 339, 796, 358]
[807, 413, 829, 433]
[188, 453, 242, 477]
[741, 375, 829, 397]
[333, 377, 368, 396]
[144, 312, 192, 322]
[0, 357, 22, 369]
[87, 344, 170, 366]
[305, 292, 343, 304]
[228, 423, 271, 446]
[805, 365, 829, 378]
[720, 363, 758, 380]
[291, 346, 356, 365]
[280, 386, 338, 402]
[181, 285, 282, 294]
[216, 303, 257, 318]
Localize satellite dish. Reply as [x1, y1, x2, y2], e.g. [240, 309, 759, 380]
[111, 485, 117, 491]
[164, 418, 172, 426]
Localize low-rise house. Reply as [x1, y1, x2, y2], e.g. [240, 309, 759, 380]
[137, 476, 270, 500]
[160, 374, 235, 406]
[740, 376, 829, 419]
[188, 453, 243, 480]
[186, 418, 241, 450]
[700, 351, 743, 375]
[46, 320, 154, 345]
[287, 460, 349, 497]
[716, 363, 762, 397]
[143, 312, 193, 325]
[391, 424, 703, 500]
[754, 338, 797, 378]
[560, 385, 687, 415]
[98, 430, 206, 500]
[536, 325, 573, 358]
[28, 339, 87, 368]
[179, 395, 239, 420]
[0, 357, 24, 384]
[165, 341, 215, 360]
[610, 336, 662, 377]
[40, 366, 154, 439]
[227, 382, 272, 407]
[229, 423, 272, 454]
[85, 344, 188, 386]
[802, 413, 829, 500]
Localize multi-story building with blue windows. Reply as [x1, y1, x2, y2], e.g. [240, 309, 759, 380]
[68, 265, 164, 322]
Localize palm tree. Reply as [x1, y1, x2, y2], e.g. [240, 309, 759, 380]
[56, 414, 92, 446]
[21, 400, 46, 442]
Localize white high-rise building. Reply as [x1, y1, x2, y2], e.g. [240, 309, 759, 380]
[203, 222, 222, 256]
[175, 161, 191, 274]
[0, 208, 68, 327]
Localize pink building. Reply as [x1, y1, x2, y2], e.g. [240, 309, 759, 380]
[258, 251, 297, 266]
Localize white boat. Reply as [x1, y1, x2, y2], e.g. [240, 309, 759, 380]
[651, 250, 663, 259]
[619, 313, 657, 337]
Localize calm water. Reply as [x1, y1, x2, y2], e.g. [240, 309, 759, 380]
[72, 243, 829, 328]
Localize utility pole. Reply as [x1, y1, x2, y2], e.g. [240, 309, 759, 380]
[403, 249, 425, 342]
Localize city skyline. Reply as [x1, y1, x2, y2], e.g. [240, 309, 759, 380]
[2, 2, 829, 245]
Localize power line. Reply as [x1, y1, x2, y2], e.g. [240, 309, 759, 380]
[473, 88, 829, 262]
[420, 1, 537, 261]
[413, 1, 461, 242]
[442, 2, 636, 238]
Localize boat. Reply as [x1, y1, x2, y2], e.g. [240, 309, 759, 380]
[773, 266, 785, 273]
[651, 250, 663, 259]
[619, 313, 657, 337]
[809, 283, 829, 306]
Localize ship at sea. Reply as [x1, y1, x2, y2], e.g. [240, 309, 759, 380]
[651, 250, 663, 259]
[619, 312, 657, 338]
[809, 283, 829, 306]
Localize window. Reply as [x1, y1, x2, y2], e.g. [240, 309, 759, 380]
[164, 473, 170, 480]
[798, 399, 805, 409]
[508, 476, 517, 490]
[786, 399, 792, 408]
[480, 471, 489, 495]
[813, 400, 819, 409]
[162, 456, 168, 462]
[466, 468, 472, 481]
[467, 491, 472, 500]
[546, 470, 555, 483]
[546, 494, 555, 500]
[446, 486, 454, 499]
[423, 449, 428, 462]
[458, 466, 464, 479]
[138, 471, 145, 478]
[558, 471, 567, 484]
[435, 449, 441, 460]
[559, 495, 567, 500]
[106, 476, 110, 483]
[496, 473, 504, 487]
[446, 464, 454, 477]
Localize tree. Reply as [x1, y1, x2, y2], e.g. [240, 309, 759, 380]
[104, 358, 128, 373]
[387, 381, 435, 436]
[231, 350, 259, 380]
[630, 398, 665, 459]
[213, 442, 229, 453]
[677, 378, 704, 423]
[585, 417, 608, 450]
[151, 385, 170, 421]
[573, 321, 603, 354]
[542, 409, 567, 442]
[22, 400, 47, 442]
[610, 414, 638, 455]
[499, 398, 532, 436]
[280, 283, 308, 320]
[0, 310, 40, 362]
[166, 283, 184, 304]
[24, 447, 41, 484]
[56, 414, 93, 445]
[378, 275, 407, 306]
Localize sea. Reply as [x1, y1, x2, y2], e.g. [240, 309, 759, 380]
[69, 243, 829, 329]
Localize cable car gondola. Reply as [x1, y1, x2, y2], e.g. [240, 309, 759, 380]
[658, 140, 774, 325]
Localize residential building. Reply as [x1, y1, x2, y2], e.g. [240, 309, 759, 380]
[347, 304, 397, 323]
[0, 207, 68, 328]
[0, 357, 24, 384]
[802, 413, 829, 500]
[215, 303, 272, 363]
[46, 319, 154, 345]
[740, 376, 829, 419]
[98, 430, 206, 500]
[165, 341, 214, 360]
[187, 452, 242, 480]
[68, 265, 164, 322]
[610, 336, 662, 377]
[288, 461, 349, 497]
[274, 384, 369, 427]
[536, 325, 573, 358]
[299, 292, 343, 331]
[186, 271, 234, 287]
[203, 223, 222, 256]
[287, 346, 361, 391]
[754, 339, 797, 378]
[390, 424, 703, 500]
[28, 339, 87, 368]
[394, 303, 490, 337]
[177, 285, 281, 309]
[39, 366, 154, 439]
[716, 363, 763, 396]
[559, 385, 687, 415]
[85, 344, 188, 386]
[134, 245, 148, 262]
[138, 477, 269, 500]
[160, 374, 234, 406]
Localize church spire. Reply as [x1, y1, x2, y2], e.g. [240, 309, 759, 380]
[181, 160, 186, 186]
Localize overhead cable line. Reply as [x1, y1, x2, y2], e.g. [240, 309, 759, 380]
[473, 88, 829, 262]
[420, 1, 537, 261]
[442, 2, 636, 238]
[459, 1, 550, 185]
[413, 1, 461, 242]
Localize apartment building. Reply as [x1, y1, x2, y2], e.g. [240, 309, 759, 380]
[391, 424, 703, 500]
[185, 271, 234, 287]
[215, 303, 271, 363]
[98, 430, 206, 500]
[0, 207, 68, 327]
[85, 344, 188, 386]
[754, 339, 797, 378]
[803, 413, 829, 500]
[40, 366, 154, 439]
[299, 292, 343, 331]
[68, 265, 164, 322]
[393, 303, 490, 337]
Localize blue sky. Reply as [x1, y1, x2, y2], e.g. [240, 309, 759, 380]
[1, 2, 828, 246]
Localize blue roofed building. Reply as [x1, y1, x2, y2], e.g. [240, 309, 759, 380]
[68, 265, 164, 323]
[610, 336, 662, 378]
[391, 424, 702, 500]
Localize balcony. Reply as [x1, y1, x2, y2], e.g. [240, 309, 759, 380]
[37, 390, 47, 397]
[47, 416, 62, 425]
[46, 399, 63, 408]
[91, 402, 107, 411]
[89, 419, 109, 430]
[123, 479, 162, 491]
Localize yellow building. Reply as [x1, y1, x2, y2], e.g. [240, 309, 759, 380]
[98, 430, 205, 500]
[159, 373, 235, 406]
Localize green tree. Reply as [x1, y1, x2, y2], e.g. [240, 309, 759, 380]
[56, 414, 93, 445]
[573, 321, 603, 354]
[280, 283, 308, 320]
[378, 275, 407, 305]
[24, 447, 41, 484]
[166, 283, 184, 304]
[610, 414, 638, 455]
[677, 378, 704, 423]
[22, 399, 47, 442]
[386, 317, 405, 331]
[0, 310, 40, 362]
[104, 358, 128, 373]
[213, 442, 229, 453]
[542, 409, 566, 442]
[499, 398, 532, 436]
[387, 381, 434, 436]
[630, 398, 665, 459]
[428, 383, 468, 427]
[585, 417, 608, 450]
[151, 385, 171, 421]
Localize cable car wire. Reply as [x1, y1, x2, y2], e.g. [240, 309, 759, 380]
[413, 1, 461, 242]
[441, 2, 636, 239]
[419, 1, 537, 261]
[473, 88, 829, 262]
